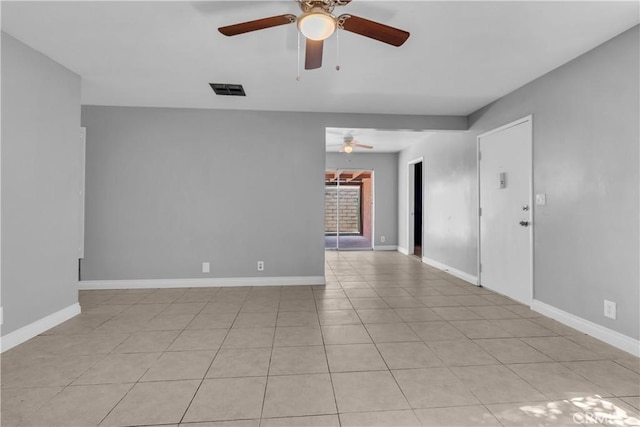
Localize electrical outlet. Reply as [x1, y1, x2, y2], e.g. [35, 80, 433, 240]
[380, 236, 386, 243]
[257, 261, 264, 271]
[535, 193, 546, 206]
[604, 300, 616, 320]
[202, 262, 210, 273]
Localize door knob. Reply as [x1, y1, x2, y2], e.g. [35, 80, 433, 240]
[519, 221, 530, 227]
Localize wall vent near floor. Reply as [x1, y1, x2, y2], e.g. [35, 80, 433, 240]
[209, 83, 246, 96]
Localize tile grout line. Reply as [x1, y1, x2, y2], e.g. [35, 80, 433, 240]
[174, 289, 245, 425]
[342, 273, 418, 422]
[98, 288, 216, 426]
[316, 289, 342, 427]
[258, 287, 283, 423]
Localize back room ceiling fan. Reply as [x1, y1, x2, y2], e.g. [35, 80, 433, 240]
[329, 136, 374, 153]
[218, 0, 410, 70]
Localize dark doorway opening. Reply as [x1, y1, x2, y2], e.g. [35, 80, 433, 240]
[413, 162, 423, 258]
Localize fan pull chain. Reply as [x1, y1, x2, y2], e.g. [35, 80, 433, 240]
[296, 31, 301, 81]
[335, 28, 341, 71]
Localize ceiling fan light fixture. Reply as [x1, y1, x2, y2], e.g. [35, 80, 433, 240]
[298, 8, 336, 41]
[343, 145, 353, 153]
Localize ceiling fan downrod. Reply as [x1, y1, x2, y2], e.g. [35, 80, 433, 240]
[297, 0, 352, 14]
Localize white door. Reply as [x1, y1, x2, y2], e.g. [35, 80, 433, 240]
[478, 116, 533, 305]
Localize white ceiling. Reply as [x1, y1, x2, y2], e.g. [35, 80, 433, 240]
[2, 0, 638, 118]
[2, 1, 637, 154]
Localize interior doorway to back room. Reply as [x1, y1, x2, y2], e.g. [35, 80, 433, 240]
[407, 158, 423, 259]
[413, 161, 423, 258]
[325, 170, 373, 250]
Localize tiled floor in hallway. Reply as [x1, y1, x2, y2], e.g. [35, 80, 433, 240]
[2, 251, 639, 426]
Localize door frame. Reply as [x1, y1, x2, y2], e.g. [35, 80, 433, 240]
[407, 157, 424, 257]
[370, 170, 375, 250]
[326, 168, 375, 251]
[79, 127, 86, 260]
[476, 115, 534, 302]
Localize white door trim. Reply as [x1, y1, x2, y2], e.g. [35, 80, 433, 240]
[371, 169, 375, 250]
[477, 115, 532, 140]
[407, 157, 423, 256]
[477, 115, 534, 303]
[79, 127, 86, 259]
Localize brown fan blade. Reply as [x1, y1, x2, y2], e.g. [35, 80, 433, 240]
[218, 14, 296, 36]
[339, 146, 345, 153]
[305, 39, 324, 70]
[338, 14, 409, 47]
[353, 143, 374, 149]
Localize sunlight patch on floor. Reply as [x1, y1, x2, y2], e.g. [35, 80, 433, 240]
[511, 395, 640, 426]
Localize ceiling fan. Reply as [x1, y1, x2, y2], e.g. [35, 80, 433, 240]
[333, 136, 373, 153]
[218, 0, 410, 70]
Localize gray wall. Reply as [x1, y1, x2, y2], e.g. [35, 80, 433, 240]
[326, 152, 398, 247]
[468, 26, 639, 339]
[81, 106, 464, 280]
[398, 133, 478, 275]
[1, 33, 82, 335]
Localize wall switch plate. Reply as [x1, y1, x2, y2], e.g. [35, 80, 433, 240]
[498, 172, 507, 189]
[202, 262, 210, 273]
[604, 299, 616, 320]
[380, 236, 386, 243]
[535, 193, 546, 206]
[0, 307, 3, 326]
[257, 261, 264, 271]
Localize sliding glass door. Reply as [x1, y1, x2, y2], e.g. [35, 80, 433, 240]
[325, 171, 339, 250]
[324, 170, 373, 250]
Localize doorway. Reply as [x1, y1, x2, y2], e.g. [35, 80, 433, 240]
[478, 116, 533, 305]
[413, 162, 423, 258]
[325, 170, 373, 250]
[407, 158, 424, 258]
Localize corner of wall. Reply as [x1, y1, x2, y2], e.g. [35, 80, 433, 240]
[1, 303, 81, 353]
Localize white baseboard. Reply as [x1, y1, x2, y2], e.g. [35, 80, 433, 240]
[397, 247, 409, 255]
[373, 245, 398, 251]
[531, 299, 640, 357]
[79, 276, 326, 290]
[1, 303, 81, 353]
[422, 257, 478, 286]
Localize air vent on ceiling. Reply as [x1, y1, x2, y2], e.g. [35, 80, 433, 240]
[209, 83, 246, 96]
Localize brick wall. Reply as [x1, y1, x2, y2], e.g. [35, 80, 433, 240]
[325, 186, 360, 233]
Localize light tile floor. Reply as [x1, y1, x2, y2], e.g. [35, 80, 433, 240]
[2, 251, 639, 426]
